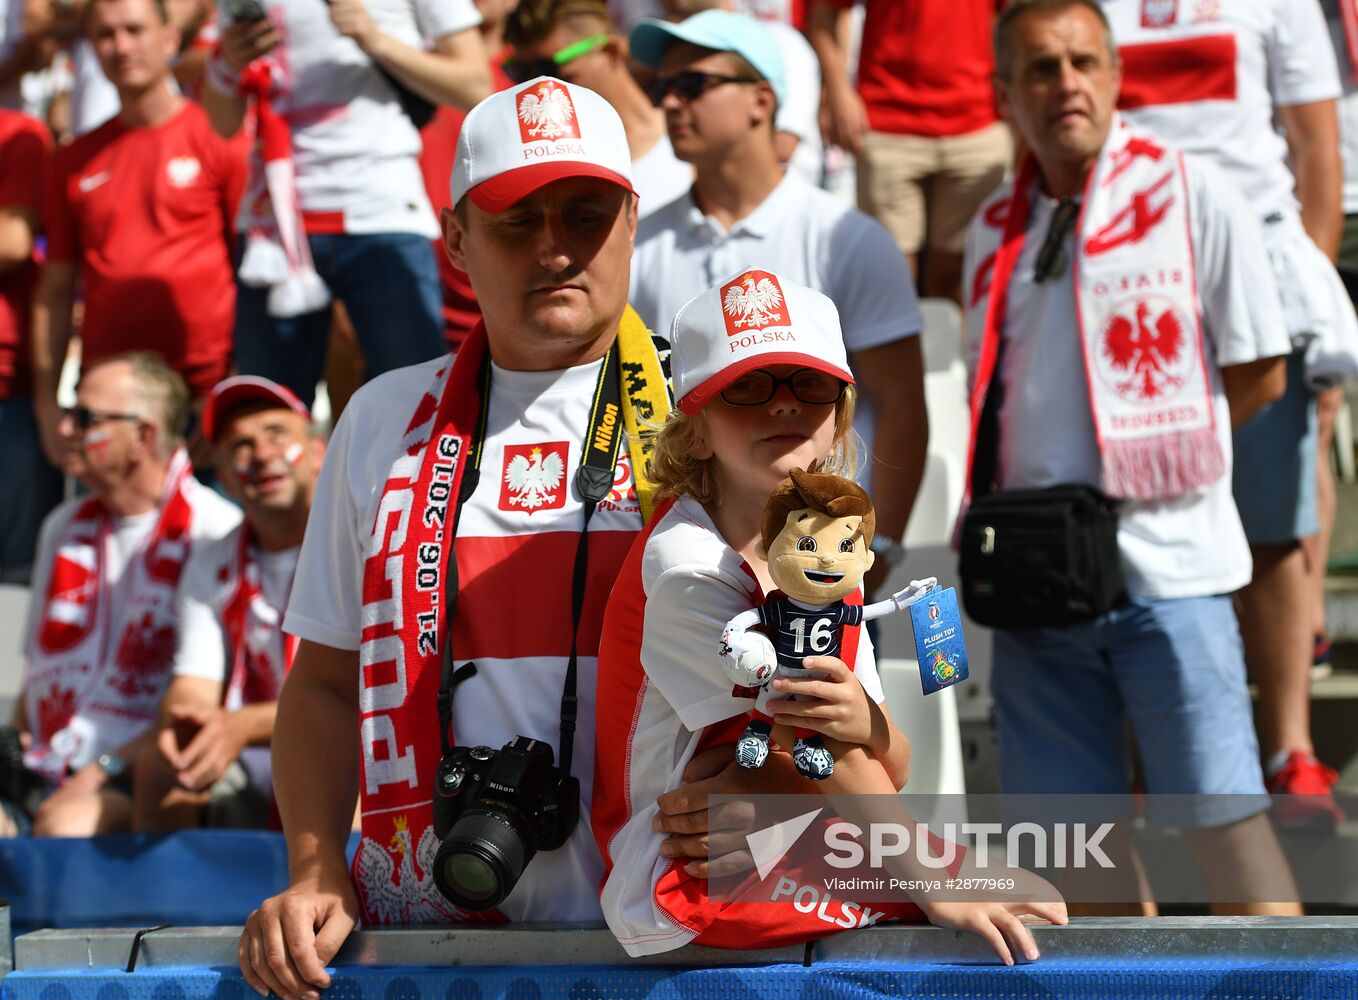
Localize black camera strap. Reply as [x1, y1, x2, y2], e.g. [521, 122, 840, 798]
[436, 345, 625, 781]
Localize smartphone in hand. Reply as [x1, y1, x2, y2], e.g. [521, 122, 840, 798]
[224, 0, 268, 21]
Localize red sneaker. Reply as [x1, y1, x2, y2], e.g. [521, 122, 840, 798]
[1266, 751, 1346, 832]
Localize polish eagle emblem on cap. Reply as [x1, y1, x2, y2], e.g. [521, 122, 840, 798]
[721, 270, 788, 335]
[517, 80, 580, 142]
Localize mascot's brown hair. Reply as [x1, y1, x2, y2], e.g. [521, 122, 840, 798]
[758, 468, 876, 556]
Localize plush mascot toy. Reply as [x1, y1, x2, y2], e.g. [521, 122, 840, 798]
[719, 468, 936, 780]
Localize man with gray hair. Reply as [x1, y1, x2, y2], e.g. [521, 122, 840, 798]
[1, 352, 240, 838]
[964, 0, 1299, 913]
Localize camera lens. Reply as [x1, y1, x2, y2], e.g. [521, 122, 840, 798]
[432, 805, 535, 910]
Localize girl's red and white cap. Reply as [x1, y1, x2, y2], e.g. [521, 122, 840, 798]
[669, 267, 855, 415]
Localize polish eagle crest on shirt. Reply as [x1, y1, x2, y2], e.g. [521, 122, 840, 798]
[517, 81, 581, 141]
[1140, 0, 1177, 27]
[165, 156, 202, 188]
[721, 269, 788, 333]
[500, 442, 568, 513]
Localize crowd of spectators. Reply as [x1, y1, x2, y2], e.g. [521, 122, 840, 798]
[1, 0, 1356, 964]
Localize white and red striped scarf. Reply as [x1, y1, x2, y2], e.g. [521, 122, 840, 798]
[231, 54, 330, 319]
[25, 450, 197, 782]
[965, 117, 1223, 503]
[219, 524, 298, 710]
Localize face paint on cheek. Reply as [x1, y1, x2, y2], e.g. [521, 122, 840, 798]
[83, 429, 113, 457]
[284, 442, 304, 466]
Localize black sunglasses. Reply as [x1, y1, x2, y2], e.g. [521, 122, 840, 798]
[1034, 196, 1079, 284]
[64, 405, 143, 431]
[644, 70, 758, 107]
[720, 368, 846, 407]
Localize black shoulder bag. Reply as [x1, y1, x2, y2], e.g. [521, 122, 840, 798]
[958, 327, 1128, 630]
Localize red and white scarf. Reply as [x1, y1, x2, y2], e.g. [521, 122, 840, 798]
[351, 311, 667, 925]
[229, 53, 331, 319]
[25, 450, 197, 782]
[220, 525, 298, 710]
[966, 117, 1223, 503]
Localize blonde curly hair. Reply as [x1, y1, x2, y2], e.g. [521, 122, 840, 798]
[647, 386, 859, 508]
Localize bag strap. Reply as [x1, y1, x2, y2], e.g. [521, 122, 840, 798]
[970, 194, 1080, 499]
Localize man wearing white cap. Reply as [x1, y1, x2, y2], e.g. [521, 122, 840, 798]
[237, 77, 671, 997]
[132, 376, 324, 832]
[627, 9, 928, 596]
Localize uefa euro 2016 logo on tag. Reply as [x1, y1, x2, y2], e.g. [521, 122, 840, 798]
[910, 588, 969, 695]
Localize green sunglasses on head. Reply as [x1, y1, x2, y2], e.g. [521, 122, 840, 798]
[504, 33, 609, 84]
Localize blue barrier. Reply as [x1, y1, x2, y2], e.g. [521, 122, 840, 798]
[4, 960, 1358, 1000]
[0, 832, 360, 936]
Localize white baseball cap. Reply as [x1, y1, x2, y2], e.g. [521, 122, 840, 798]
[670, 268, 855, 415]
[451, 76, 637, 213]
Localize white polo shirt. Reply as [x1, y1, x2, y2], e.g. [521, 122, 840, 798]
[631, 172, 920, 476]
[631, 172, 920, 353]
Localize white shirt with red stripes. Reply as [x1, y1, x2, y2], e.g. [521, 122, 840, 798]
[285, 355, 645, 924]
[1101, 0, 1340, 218]
[596, 495, 884, 956]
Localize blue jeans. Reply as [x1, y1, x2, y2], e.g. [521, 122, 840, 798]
[992, 595, 1269, 828]
[234, 231, 446, 408]
[0, 396, 63, 584]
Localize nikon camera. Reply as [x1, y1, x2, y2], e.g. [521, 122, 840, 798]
[431, 736, 579, 910]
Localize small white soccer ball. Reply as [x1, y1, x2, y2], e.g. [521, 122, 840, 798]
[724, 631, 777, 687]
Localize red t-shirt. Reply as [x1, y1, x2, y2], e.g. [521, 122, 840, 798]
[828, 0, 1003, 138]
[418, 55, 513, 353]
[46, 100, 245, 396]
[0, 110, 49, 400]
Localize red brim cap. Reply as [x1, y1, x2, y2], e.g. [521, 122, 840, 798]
[202, 376, 311, 443]
[466, 161, 638, 213]
[678, 352, 855, 415]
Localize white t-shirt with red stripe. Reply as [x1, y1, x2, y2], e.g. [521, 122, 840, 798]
[224, 0, 481, 237]
[285, 354, 644, 924]
[594, 495, 885, 957]
[1102, 0, 1340, 217]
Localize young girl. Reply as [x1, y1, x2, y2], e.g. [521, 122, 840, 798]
[593, 268, 1066, 961]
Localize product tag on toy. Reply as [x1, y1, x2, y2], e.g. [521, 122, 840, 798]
[910, 586, 969, 695]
